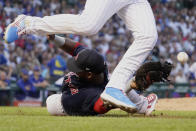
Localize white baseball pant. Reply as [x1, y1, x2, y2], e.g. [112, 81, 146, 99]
[25, 0, 158, 91]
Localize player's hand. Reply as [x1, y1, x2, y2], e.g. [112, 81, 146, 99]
[130, 79, 137, 89]
[47, 34, 55, 41]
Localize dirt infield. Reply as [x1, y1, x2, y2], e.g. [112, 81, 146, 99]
[156, 97, 196, 111]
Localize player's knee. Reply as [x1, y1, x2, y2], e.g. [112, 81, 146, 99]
[148, 33, 158, 48]
[136, 33, 158, 49]
[46, 94, 65, 116]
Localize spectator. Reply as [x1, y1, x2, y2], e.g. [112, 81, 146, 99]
[30, 66, 49, 88]
[0, 44, 8, 71]
[15, 69, 39, 100]
[0, 70, 10, 105]
[47, 54, 67, 83]
[175, 70, 188, 83]
[189, 62, 196, 79]
[0, 71, 10, 88]
[16, 58, 30, 78]
[189, 62, 196, 87]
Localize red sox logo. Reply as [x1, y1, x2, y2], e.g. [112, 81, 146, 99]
[65, 72, 79, 88]
[70, 88, 79, 95]
[64, 72, 79, 95]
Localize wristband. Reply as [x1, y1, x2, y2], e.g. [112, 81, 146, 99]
[53, 35, 65, 47]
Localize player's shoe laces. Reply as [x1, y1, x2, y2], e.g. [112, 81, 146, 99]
[145, 93, 158, 116]
[4, 15, 27, 43]
[101, 87, 137, 113]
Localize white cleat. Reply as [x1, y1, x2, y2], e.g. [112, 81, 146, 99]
[145, 93, 158, 116]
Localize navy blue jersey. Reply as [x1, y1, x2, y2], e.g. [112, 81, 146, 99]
[61, 46, 108, 116]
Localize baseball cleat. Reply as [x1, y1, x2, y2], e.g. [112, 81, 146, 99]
[101, 87, 137, 113]
[145, 93, 158, 116]
[4, 15, 27, 43]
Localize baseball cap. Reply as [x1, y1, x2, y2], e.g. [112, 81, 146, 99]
[33, 66, 40, 71]
[67, 49, 105, 74]
[21, 69, 29, 75]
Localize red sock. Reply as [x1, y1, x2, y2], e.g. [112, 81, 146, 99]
[93, 97, 110, 114]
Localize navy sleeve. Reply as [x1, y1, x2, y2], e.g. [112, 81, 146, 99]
[17, 80, 26, 93]
[103, 64, 109, 85]
[72, 45, 86, 56]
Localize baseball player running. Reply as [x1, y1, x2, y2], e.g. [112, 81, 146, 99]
[46, 35, 172, 116]
[4, 0, 158, 113]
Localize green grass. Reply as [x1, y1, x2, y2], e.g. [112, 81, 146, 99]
[0, 107, 196, 131]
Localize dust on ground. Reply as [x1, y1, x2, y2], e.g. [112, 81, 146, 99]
[156, 97, 196, 111]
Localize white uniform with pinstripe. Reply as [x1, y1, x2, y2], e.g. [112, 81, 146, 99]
[26, 0, 158, 91]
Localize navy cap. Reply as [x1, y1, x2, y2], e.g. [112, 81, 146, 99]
[33, 66, 40, 71]
[21, 69, 29, 75]
[67, 49, 105, 74]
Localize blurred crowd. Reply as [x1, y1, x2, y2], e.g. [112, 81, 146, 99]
[0, 0, 196, 104]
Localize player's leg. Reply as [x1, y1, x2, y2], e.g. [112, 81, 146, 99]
[101, 0, 157, 113]
[46, 94, 66, 116]
[106, 0, 157, 91]
[4, 0, 131, 43]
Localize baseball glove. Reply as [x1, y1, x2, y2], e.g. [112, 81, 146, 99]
[131, 61, 173, 91]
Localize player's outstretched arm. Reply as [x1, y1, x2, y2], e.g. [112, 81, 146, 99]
[48, 35, 84, 56]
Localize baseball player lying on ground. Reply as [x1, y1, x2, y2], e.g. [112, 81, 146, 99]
[46, 35, 172, 116]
